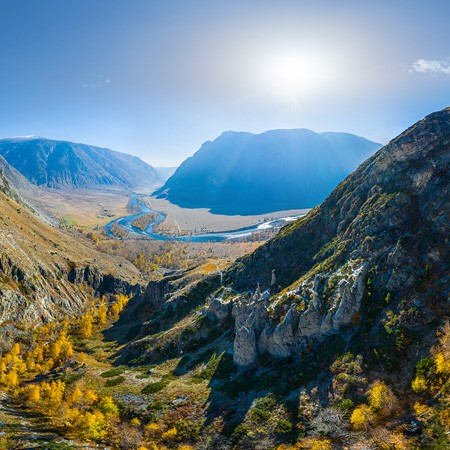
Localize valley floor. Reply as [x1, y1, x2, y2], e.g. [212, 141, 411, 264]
[145, 196, 309, 233]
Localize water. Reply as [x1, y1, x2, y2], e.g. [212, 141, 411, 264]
[105, 195, 303, 242]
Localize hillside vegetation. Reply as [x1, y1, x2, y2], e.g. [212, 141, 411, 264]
[0, 159, 142, 344]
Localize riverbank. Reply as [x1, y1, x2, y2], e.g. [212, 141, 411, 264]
[105, 195, 307, 243]
[147, 196, 310, 233]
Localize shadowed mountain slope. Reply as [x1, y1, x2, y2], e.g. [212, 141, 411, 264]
[0, 137, 163, 190]
[227, 109, 449, 293]
[154, 129, 381, 214]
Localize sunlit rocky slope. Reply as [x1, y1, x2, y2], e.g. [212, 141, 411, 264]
[0, 157, 142, 344]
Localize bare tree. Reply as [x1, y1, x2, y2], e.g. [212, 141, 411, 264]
[309, 406, 350, 439]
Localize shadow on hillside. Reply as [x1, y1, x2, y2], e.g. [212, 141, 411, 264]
[103, 274, 222, 365]
[170, 344, 301, 436]
[196, 331, 350, 439]
[201, 357, 305, 441]
[102, 292, 150, 346]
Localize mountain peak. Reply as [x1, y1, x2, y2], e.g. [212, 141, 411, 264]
[0, 135, 42, 141]
[154, 129, 382, 215]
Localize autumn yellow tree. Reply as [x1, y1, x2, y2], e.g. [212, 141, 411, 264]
[40, 380, 65, 414]
[26, 384, 41, 404]
[11, 342, 21, 355]
[350, 404, 374, 430]
[98, 297, 108, 326]
[77, 410, 107, 440]
[5, 369, 19, 390]
[67, 384, 84, 405]
[31, 345, 44, 364]
[368, 380, 398, 417]
[110, 294, 130, 319]
[98, 395, 119, 417]
[79, 313, 93, 339]
[0, 359, 6, 384]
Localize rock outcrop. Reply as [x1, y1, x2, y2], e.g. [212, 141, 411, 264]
[207, 263, 367, 366]
[0, 249, 140, 341]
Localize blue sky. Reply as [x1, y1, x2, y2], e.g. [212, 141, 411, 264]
[0, 0, 449, 166]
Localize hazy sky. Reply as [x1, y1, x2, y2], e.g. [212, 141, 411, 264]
[1, 0, 449, 166]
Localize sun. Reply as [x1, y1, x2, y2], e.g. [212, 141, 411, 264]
[257, 49, 331, 103]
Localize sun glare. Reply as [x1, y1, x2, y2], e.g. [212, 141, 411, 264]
[258, 50, 332, 103]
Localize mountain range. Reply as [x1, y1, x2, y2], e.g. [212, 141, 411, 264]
[0, 137, 164, 190]
[0, 109, 448, 448]
[154, 129, 382, 214]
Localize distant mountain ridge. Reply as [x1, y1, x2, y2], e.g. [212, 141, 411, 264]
[153, 129, 382, 214]
[156, 166, 178, 182]
[0, 137, 163, 190]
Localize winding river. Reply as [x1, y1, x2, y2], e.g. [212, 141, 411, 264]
[105, 195, 303, 243]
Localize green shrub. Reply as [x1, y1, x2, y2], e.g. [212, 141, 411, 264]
[339, 398, 354, 411]
[135, 373, 149, 379]
[255, 395, 276, 411]
[251, 408, 270, 422]
[231, 423, 249, 442]
[148, 400, 165, 411]
[174, 419, 201, 441]
[142, 380, 169, 394]
[105, 376, 126, 387]
[100, 368, 125, 378]
[37, 443, 77, 450]
[416, 357, 436, 379]
[275, 419, 293, 434]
